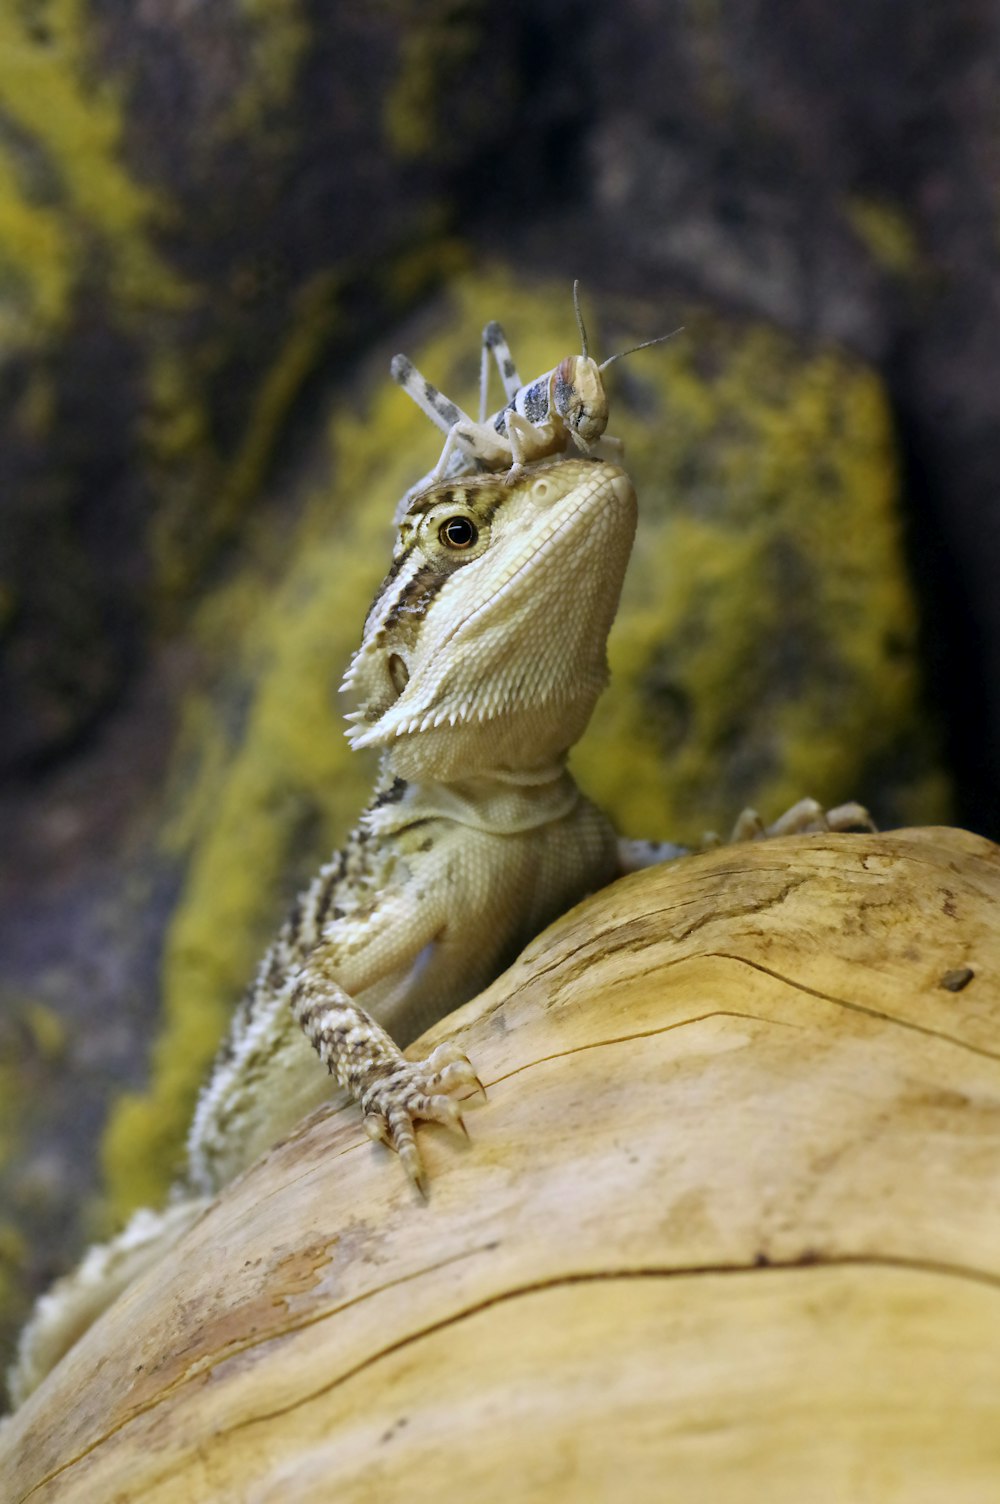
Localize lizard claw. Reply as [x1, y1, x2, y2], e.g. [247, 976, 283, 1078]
[728, 797, 876, 843]
[360, 1041, 484, 1189]
[824, 800, 877, 833]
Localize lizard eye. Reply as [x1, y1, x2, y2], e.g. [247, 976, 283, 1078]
[438, 515, 478, 549]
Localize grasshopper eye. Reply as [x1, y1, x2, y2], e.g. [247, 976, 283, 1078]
[438, 515, 478, 549]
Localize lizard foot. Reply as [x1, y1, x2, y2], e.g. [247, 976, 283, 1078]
[724, 797, 876, 844]
[360, 1041, 485, 1192]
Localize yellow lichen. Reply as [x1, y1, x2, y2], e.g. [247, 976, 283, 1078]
[0, 1004, 34, 1358]
[0, 1222, 29, 1329]
[225, 0, 309, 136]
[20, 1002, 67, 1063]
[845, 196, 923, 281]
[213, 272, 341, 545]
[146, 272, 341, 609]
[384, 0, 487, 160]
[0, 147, 73, 341]
[0, 1, 188, 343]
[12, 367, 56, 441]
[688, 0, 738, 119]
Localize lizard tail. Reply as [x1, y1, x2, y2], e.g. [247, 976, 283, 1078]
[6, 1196, 208, 1412]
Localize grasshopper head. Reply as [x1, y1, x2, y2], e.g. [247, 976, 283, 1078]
[553, 355, 609, 446]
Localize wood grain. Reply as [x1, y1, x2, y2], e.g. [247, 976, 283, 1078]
[3, 827, 999, 1503]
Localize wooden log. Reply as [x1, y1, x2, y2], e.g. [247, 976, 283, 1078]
[3, 827, 999, 1503]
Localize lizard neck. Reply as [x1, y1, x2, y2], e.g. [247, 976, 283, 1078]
[364, 763, 581, 837]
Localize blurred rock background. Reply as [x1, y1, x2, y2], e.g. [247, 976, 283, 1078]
[0, 0, 995, 1395]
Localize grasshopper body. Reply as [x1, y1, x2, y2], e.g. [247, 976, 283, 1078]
[390, 285, 675, 519]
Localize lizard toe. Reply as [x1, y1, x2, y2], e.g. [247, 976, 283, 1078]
[361, 1047, 484, 1187]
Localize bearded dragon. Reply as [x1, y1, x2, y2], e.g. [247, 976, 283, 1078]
[7, 453, 869, 1408]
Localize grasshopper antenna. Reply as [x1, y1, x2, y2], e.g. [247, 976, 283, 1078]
[575, 278, 682, 369]
[572, 279, 590, 361]
[599, 327, 684, 372]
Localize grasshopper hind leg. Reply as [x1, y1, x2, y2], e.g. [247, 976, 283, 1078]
[390, 353, 471, 437]
[480, 320, 522, 420]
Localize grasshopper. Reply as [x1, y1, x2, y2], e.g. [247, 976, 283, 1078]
[390, 283, 679, 518]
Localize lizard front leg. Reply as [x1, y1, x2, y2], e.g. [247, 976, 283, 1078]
[292, 965, 481, 1190]
[290, 892, 484, 1190]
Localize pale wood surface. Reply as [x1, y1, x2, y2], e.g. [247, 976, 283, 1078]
[3, 827, 1000, 1503]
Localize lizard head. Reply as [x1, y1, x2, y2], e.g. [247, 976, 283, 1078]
[342, 458, 637, 782]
